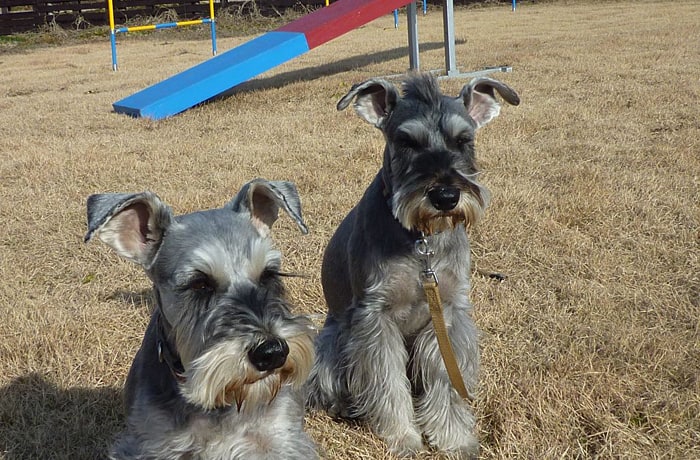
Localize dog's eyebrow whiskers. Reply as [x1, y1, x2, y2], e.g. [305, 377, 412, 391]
[276, 271, 308, 279]
[458, 170, 482, 181]
[396, 120, 431, 145]
[442, 113, 473, 139]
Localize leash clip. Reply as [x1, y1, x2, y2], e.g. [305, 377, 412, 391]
[415, 235, 438, 285]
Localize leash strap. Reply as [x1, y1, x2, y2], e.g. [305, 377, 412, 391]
[422, 277, 473, 402]
[416, 235, 473, 402]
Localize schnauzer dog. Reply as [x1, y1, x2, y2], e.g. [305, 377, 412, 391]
[85, 179, 317, 459]
[306, 73, 519, 457]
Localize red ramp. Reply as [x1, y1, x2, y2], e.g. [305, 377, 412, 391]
[278, 0, 410, 49]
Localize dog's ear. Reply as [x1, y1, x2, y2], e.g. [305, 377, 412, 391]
[85, 192, 173, 268]
[459, 77, 520, 129]
[226, 179, 308, 237]
[337, 78, 400, 128]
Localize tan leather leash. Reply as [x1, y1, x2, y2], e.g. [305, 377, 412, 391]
[416, 236, 474, 402]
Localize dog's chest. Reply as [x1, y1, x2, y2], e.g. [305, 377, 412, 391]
[378, 248, 470, 336]
[176, 414, 271, 458]
[172, 394, 301, 458]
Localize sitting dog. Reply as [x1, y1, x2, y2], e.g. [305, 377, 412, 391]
[306, 73, 519, 457]
[85, 179, 317, 459]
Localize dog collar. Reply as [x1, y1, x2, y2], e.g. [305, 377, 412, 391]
[154, 289, 186, 383]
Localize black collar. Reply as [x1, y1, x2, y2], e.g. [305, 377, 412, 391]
[154, 289, 186, 383]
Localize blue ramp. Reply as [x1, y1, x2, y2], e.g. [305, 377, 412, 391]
[113, 31, 309, 119]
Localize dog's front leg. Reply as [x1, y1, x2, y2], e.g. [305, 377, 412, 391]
[412, 306, 480, 457]
[305, 316, 349, 417]
[344, 303, 425, 456]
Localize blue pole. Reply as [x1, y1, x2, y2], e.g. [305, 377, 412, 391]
[512, 0, 516, 12]
[423, 0, 427, 15]
[211, 19, 217, 55]
[110, 30, 118, 71]
[394, 9, 399, 28]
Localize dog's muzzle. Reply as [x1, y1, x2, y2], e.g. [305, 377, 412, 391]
[427, 186, 460, 211]
[248, 338, 290, 372]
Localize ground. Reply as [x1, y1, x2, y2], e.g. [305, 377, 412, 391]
[0, 0, 698, 458]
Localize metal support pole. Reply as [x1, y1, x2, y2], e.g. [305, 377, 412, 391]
[407, 1, 419, 71]
[443, 0, 458, 77]
[383, 0, 513, 81]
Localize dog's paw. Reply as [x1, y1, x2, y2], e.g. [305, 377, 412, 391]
[447, 443, 480, 460]
[109, 431, 139, 460]
[428, 433, 479, 460]
[384, 428, 425, 458]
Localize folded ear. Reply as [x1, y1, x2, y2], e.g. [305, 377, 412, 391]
[336, 78, 400, 128]
[226, 179, 308, 237]
[459, 77, 520, 129]
[85, 192, 173, 268]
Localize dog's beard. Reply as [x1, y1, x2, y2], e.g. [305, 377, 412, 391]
[393, 186, 490, 236]
[179, 333, 314, 412]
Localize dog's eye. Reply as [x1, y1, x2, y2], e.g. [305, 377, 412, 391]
[395, 133, 422, 151]
[188, 276, 215, 293]
[456, 135, 473, 148]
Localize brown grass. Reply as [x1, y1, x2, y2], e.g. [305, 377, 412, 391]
[1, 0, 698, 458]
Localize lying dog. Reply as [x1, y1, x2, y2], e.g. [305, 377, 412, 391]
[86, 179, 317, 459]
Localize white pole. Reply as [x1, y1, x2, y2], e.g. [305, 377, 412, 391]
[443, 0, 459, 76]
[407, 1, 420, 71]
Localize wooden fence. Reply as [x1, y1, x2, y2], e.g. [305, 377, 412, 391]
[0, 0, 326, 35]
[0, 0, 490, 36]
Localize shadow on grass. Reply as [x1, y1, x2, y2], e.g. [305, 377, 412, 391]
[0, 373, 123, 460]
[109, 288, 155, 313]
[215, 40, 466, 99]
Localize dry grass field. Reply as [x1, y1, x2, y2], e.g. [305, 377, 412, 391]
[1, 0, 698, 458]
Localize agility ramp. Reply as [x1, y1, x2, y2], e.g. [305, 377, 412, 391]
[113, 0, 414, 120]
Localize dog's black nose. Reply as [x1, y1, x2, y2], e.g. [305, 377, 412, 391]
[248, 338, 289, 372]
[427, 186, 460, 211]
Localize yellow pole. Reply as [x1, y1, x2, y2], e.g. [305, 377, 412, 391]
[122, 24, 157, 32]
[107, 0, 115, 30]
[173, 20, 204, 27]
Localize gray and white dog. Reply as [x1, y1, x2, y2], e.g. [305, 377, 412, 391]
[306, 73, 519, 457]
[85, 179, 317, 460]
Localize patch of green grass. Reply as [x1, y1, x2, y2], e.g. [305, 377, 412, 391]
[0, 35, 28, 45]
[0, 4, 313, 53]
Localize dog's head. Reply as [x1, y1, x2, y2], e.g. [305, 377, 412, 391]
[338, 72, 519, 235]
[85, 179, 314, 412]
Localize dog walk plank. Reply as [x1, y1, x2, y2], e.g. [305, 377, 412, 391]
[112, 32, 309, 119]
[112, 0, 413, 120]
